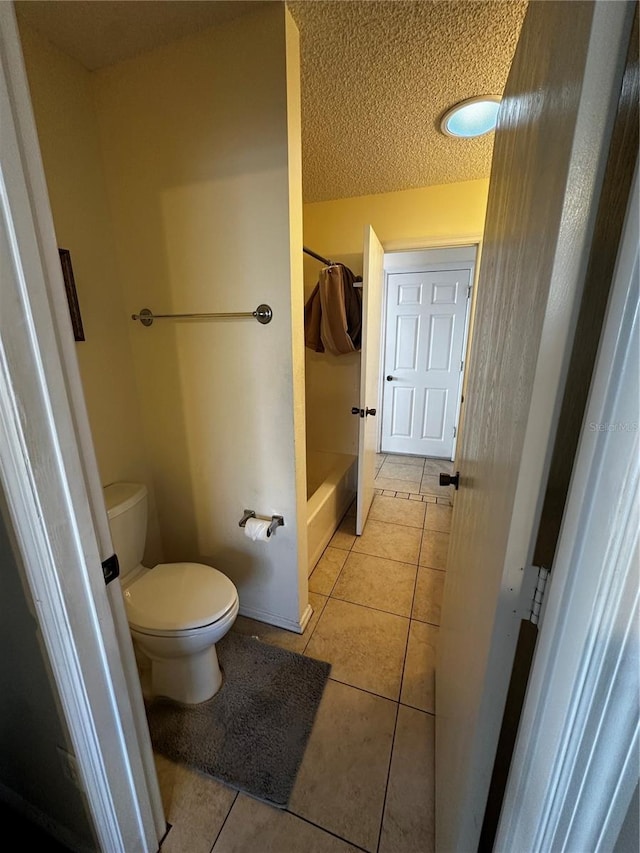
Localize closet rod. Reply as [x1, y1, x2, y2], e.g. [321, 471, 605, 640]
[303, 245, 333, 266]
[303, 245, 363, 288]
[131, 304, 273, 327]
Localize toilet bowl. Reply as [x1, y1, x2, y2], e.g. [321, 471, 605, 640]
[103, 482, 239, 704]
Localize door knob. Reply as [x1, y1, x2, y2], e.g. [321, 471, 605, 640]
[351, 407, 364, 417]
[366, 408, 376, 416]
[386, 375, 396, 381]
[439, 471, 460, 490]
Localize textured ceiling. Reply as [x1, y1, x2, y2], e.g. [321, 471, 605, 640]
[14, 1, 269, 71]
[288, 1, 528, 201]
[15, 0, 528, 203]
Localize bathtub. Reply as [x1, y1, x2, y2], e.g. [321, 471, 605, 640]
[307, 451, 357, 574]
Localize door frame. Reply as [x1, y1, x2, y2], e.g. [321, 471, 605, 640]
[496, 162, 639, 852]
[1, 4, 163, 848]
[379, 237, 482, 459]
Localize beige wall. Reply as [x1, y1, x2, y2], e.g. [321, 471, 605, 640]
[303, 180, 489, 456]
[93, 5, 307, 629]
[19, 25, 163, 564]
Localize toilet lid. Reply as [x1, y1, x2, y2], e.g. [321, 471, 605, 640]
[124, 563, 237, 632]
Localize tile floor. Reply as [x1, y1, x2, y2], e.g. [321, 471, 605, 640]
[155, 453, 454, 853]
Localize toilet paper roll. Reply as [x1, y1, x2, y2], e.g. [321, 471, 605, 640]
[244, 517, 271, 542]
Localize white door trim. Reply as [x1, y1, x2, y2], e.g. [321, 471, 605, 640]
[378, 239, 483, 456]
[3, 10, 165, 841]
[0, 4, 162, 849]
[495, 165, 639, 852]
[382, 234, 484, 254]
[380, 245, 478, 458]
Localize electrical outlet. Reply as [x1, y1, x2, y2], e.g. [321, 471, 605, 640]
[57, 746, 82, 789]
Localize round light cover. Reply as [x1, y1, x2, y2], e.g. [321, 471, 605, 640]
[441, 96, 501, 138]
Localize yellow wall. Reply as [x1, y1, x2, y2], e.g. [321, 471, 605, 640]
[304, 180, 489, 260]
[19, 24, 163, 563]
[92, 5, 307, 629]
[303, 180, 489, 456]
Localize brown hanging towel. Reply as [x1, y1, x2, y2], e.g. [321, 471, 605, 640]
[304, 264, 362, 355]
[304, 281, 324, 352]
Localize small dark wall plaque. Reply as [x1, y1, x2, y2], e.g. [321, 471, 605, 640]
[58, 248, 85, 342]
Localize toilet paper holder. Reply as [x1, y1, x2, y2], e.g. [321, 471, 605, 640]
[239, 509, 285, 537]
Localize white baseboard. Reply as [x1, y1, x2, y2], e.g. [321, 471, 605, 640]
[238, 603, 310, 635]
[298, 603, 313, 633]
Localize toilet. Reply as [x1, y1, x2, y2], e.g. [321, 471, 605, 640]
[103, 482, 239, 704]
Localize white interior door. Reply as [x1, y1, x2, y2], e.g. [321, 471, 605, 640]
[356, 225, 384, 535]
[381, 266, 471, 458]
[435, 2, 635, 850]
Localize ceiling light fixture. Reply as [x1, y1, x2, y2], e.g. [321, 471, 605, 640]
[440, 96, 501, 138]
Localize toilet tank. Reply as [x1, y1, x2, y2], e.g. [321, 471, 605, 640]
[103, 482, 148, 579]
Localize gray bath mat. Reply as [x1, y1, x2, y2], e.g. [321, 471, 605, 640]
[145, 632, 331, 808]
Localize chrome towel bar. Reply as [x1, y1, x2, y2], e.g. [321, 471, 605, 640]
[131, 304, 273, 326]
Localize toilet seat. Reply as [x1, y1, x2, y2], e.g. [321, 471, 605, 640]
[124, 562, 238, 633]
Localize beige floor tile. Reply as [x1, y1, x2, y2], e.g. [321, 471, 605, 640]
[374, 475, 422, 493]
[422, 458, 453, 476]
[332, 552, 417, 617]
[395, 491, 409, 499]
[419, 474, 451, 496]
[400, 621, 438, 713]
[231, 592, 328, 655]
[369, 494, 426, 528]
[305, 598, 409, 700]
[379, 461, 424, 482]
[329, 515, 357, 550]
[424, 503, 453, 533]
[309, 547, 348, 595]
[383, 489, 398, 497]
[383, 454, 426, 468]
[379, 706, 435, 853]
[154, 754, 236, 853]
[353, 519, 422, 564]
[419, 530, 450, 570]
[213, 793, 362, 853]
[412, 568, 445, 626]
[289, 679, 396, 852]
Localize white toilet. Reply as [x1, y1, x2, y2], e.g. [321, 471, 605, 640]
[103, 482, 239, 704]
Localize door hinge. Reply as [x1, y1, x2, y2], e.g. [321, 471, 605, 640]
[467, 285, 472, 299]
[102, 553, 120, 585]
[529, 565, 550, 625]
[453, 426, 457, 438]
[460, 360, 464, 372]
